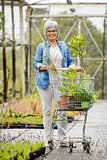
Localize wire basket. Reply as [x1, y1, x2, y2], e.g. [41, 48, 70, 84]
[49, 69, 95, 110]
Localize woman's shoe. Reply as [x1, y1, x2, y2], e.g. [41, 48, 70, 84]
[48, 139, 54, 149]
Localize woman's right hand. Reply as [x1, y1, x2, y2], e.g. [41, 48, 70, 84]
[39, 65, 50, 71]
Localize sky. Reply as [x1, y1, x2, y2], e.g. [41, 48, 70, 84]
[0, 0, 107, 43]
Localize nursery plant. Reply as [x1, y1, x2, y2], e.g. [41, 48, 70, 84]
[72, 79, 94, 102]
[0, 108, 43, 127]
[58, 69, 94, 108]
[58, 69, 78, 99]
[57, 69, 78, 109]
[0, 139, 45, 160]
[57, 33, 94, 108]
[0, 115, 43, 126]
[58, 69, 78, 95]
[68, 33, 87, 69]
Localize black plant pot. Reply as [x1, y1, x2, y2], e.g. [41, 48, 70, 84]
[29, 147, 46, 159]
[29, 150, 40, 159]
[39, 147, 46, 155]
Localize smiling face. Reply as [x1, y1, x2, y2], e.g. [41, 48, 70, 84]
[46, 27, 58, 42]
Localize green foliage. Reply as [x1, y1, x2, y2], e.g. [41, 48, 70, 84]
[0, 92, 3, 103]
[0, 11, 3, 30]
[58, 86, 69, 96]
[68, 33, 87, 68]
[58, 69, 78, 96]
[73, 81, 93, 101]
[0, 10, 107, 99]
[0, 93, 42, 123]
[0, 108, 3, 117]
[0, 90, 12, 103]
[0, 139, 45, 160]
[0, 112, 43, 125]
[0, 47, 21, 95]
[53, 15, 78, 41]
[58, 69, 94, 102]
[19, 93, 41, 106]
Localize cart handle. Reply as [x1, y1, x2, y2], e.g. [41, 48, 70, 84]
[49, 67, 84, 72]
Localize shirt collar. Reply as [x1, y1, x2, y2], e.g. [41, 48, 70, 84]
[45, 39, 61, 47]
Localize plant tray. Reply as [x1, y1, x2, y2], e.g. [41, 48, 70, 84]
[29, 147, 46, 159]
[0, 123, 58, 129]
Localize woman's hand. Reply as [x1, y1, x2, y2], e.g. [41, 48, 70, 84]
[68, 65, 77, 70]
[68, 65, 84, 72]
[39, 65, 50, 71]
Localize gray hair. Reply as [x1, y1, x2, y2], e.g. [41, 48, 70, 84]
[44, 20, 60, 39]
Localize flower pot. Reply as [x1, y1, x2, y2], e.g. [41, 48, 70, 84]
[9, 123, 14, 125]
[31, 124, 36, 126]
[58, 96, 71, 109]
[57, 100, 61, 108]
[29, 147, 46, 159]
[75, 102, 81, 107]
[29, 150, 40, 159]
[2, 122, 8, 126]
[39, 147, 46, 155]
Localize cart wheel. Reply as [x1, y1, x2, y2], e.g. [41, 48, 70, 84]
[69, 145, 73, 152]
[86, 145, 90, 153]
[69, 143, 73, 152]
[83, 143, 87, 150]
[48, 140, 54, 150]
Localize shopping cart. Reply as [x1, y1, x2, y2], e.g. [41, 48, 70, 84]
[49, 68, 95, 153]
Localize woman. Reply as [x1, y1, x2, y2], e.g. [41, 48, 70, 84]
[34, 20, 81, 147]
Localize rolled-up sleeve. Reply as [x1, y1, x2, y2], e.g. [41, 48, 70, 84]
[33, 44, 43, 70]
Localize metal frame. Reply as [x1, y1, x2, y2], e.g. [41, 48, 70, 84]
[29, 1, 107, 98]
[0, 0, 31, 98]
[0, 0, 106, 98]
[31, 16, 106, 78]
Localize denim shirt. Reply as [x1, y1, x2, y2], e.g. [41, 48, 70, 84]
[34, 40, 75, 89]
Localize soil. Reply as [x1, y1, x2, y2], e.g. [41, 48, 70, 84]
[0, 98, 43, 115]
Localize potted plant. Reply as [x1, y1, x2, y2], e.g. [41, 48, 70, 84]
[0, 111, 44, 129]
[68, 33, 87, 69]
[68, 33, 94, 108]
[72, 78, 94, 108]
[58, 86, 71, 109]
[29, 141, 46, 159]
[0, 139, 46, 160]
[57, 32, 94, 108]
[57, 69, 77, 109]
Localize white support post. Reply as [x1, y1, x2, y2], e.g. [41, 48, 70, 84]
[19, 2, 25, 97]
[77, 18, 81, 67]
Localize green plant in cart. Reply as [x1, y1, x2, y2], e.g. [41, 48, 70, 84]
[58, 68, 94, 105]
[58, 86, 69, 96]
[73, 80, 93, 102]
[68, 33, 87, 68]
[58, 69, 78, 96]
